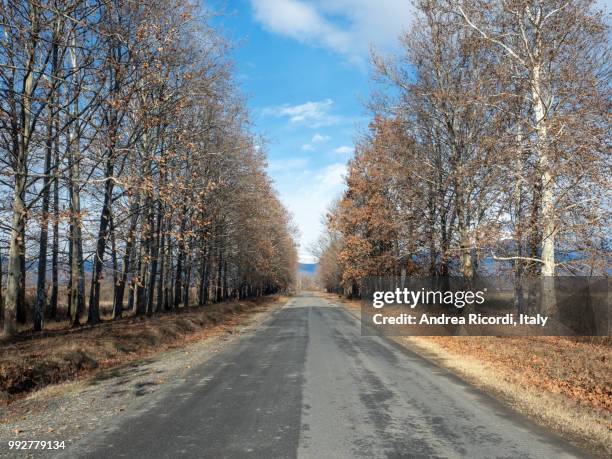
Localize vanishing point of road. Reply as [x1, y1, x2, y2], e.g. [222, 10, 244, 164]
[65, 293, 590, 459]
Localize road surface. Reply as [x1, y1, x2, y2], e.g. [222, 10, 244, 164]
[65, 293, 590, 459]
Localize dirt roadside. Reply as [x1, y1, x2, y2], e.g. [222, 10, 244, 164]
[0, 296, 288, 458]
[322, 292, 612, 458]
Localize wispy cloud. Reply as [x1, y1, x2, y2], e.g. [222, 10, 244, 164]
[332, 145, 353, 155]
[249, 0, 413, 64]
[262, 99, 343, 127]
[302, 133, 332, 151]
[312, 133, 330, 143]
[250, 0, 352, 56]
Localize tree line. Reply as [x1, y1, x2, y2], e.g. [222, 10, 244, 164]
[317, 0, 609, 296]
[0, 0, 297, 335]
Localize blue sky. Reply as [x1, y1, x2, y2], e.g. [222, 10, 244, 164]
[209, 0, 414, 262]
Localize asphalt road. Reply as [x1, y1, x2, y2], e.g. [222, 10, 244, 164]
[65, 293, 590, 459]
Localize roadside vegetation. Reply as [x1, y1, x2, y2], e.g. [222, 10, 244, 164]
[316, 0, 609, 289]
[0, 0, 298, 338]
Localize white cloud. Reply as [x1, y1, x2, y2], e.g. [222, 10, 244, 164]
[332, 145, 353, 155]
[273, 162, 347, 262]
[262, 99, 342, 127]
[312, 133, 330, 143]
[267, 157, 309, 173]
[302, 134, 332, 151]
[250, 0, 413, 63]
[250, 0, 353, 56]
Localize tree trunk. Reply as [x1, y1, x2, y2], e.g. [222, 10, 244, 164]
[222, 259, 228, 301]
[215, 248, 223, 302]
[531, 64, 555, 277]
[156, 218, 165, 312]
[68, 150, 85, 327]
[128, 244, 141, 314]
[4, 141, 28, 336]
[34, 18, 61, 331]
[48, 119, 60, 319]
[531, 63, 556, 314]
[197, 244, 209, 306]
[146, 200, 162, 315]
[113, 199, 140, 319]
[456, 195, 472, 279]
[173, 214, 186, 308]
[439, 211, 449, 277]
[511, 125, 526, 313]
[183, 254, 191, 308]
[427, 186, 437, 276]
[136, 205, 152, 316]
[110, 211, 118, 296]
[135, 240, 148, 316]
[34, 112, 53, 331]
[88, 158, 114, 324]
[67, 34, 85, 327]
[163, 233, 172, 310]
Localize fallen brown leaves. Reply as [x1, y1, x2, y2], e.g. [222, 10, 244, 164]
[423, 336, 611, 413]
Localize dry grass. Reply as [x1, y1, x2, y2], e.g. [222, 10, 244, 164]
[323, 292, 612, 457]
[2, 282, 181, 333]
[0, 296, 285, 403]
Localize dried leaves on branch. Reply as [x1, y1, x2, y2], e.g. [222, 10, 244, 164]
[317, 0, 610, 295]
[0, 0, 298, 335]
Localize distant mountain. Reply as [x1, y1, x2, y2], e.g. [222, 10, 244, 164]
[298, 263, 318, 275]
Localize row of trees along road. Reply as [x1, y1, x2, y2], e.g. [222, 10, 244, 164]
[316, 0, 610, 297]
[0, 0, 298, 336]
